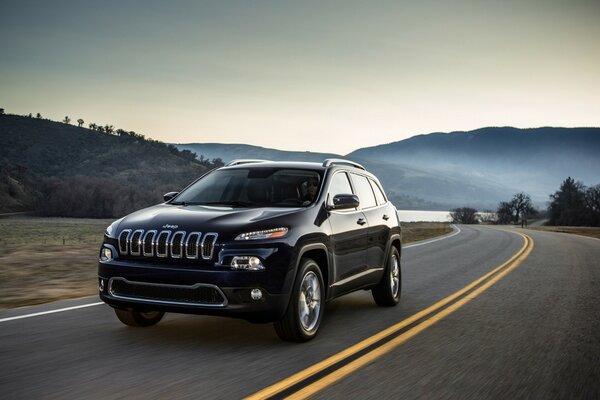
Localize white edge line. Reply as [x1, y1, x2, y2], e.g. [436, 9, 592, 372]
[403, 224, 462, 248]
[0, 302, 103, 323]
[2, 224, 463, 323]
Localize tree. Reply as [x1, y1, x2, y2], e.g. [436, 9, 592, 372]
[63, 116, 71, 124]
[511, 192, 535, 223]
[495, 192, 536, 224]
[211, 158, 224, 168]
[104, 125, 114, 134]
[0, 108, 4, 115]
[36, 113, 42, 119]
[496, 201, 514, 224]
[77, 118, 84, 127]
[585, 184, 600, 226]
[450, 207, 478, 224]
[548, 177, 587, 226]
[89, 123, 97, 130]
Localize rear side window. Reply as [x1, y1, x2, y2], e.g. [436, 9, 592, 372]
[327, 172, 353, 206]
[351, 174, 377, 209]
[369, 179, 387, 205]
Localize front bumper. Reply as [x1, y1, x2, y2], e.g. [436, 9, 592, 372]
[98, 244, 297, 322]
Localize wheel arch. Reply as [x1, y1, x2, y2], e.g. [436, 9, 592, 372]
[295, 243, 330, 298]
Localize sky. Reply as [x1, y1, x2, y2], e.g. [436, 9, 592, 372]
[1, 0, 599, 154]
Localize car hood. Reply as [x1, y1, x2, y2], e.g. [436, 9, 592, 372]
[116, 204, 302, 235]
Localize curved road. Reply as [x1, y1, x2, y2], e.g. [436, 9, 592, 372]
[1, 226, 598, 399]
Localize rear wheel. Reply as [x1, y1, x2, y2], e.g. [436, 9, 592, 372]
[274, 258, 325, 342]
[372, 246, 401, 306]
[114, 309, 165, 327]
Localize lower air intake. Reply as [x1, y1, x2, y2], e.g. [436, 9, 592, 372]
[109, 278, 227, 307]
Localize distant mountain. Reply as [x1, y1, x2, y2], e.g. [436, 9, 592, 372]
[0, 114, 210, 216]
[177, 127, 600, 210]
[349, 127, 600, 206]
[173, 143, 512, 210]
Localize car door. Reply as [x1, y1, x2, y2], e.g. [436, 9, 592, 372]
[326, 171, 369, 284]
[349, 173, 389, 271]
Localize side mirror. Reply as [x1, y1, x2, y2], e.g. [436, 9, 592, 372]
[163, 192, 179, 202]
[328, 194, 360, 210]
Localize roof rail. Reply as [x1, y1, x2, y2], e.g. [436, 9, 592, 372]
[225, 159, 270, 167]
[322, 158, 365, 170]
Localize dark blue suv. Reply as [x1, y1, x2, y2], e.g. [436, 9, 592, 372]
[98, 159, 402, 341]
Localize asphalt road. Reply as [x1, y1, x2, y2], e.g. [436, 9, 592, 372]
[1, 226, 598, 399]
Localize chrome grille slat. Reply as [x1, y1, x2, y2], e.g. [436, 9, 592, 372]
[185, 232, 202, 259]
[201, 233, 218, 260]
[129, 229, 144, 256]
[142, 230, 157, 256]
[118, 229, 132, 255]
[170, 231, 186, 259]
[117, 229, 217, 260]
[156, 230, 171, 258]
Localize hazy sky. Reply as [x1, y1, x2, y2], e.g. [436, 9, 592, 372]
[2, 0, 599, 154]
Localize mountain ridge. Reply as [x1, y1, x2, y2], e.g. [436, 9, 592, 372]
[176, 126, 600, 210]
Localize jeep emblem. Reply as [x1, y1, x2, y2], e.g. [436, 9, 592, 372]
[162, 224, 179, 229]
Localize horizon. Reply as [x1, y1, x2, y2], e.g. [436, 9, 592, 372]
[2, 0, 599, 154]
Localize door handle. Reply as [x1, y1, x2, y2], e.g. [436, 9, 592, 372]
[357, 218, 367, 226]
[382, 214, 390, 220]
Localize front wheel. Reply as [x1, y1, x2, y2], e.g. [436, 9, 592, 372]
[372, 246, 401, 306]
[274, 258, 325, 342]
[114, 309, 165, 327]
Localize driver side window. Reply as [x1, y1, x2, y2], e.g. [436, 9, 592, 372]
[327, 172, 353, 206]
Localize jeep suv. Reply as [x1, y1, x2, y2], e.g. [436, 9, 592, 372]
[98, 159, 402, 342]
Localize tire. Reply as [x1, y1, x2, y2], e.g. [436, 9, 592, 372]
[274, 258, 325, 342]
[114, 308, 165, 327]
[372, 246, 401, 307]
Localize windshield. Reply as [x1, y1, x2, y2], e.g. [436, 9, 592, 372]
[172, 168, 323, 207]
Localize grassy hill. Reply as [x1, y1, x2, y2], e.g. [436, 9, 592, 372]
[0, 114, 210, 216]
[175, 142, 341, 163]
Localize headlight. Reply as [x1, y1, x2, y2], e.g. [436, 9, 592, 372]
[105, 218, 123, 238]
[234, 227, 288, 241]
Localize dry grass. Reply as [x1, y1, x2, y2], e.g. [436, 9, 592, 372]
[0, 217, 110, 310]
[0, 244, 100, 309]
[527, 226, 600, 240]
[401, 222, 453, 243]
[0, 218, 453, 310]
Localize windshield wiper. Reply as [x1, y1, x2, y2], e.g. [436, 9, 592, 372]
[170, 201, 189, 206]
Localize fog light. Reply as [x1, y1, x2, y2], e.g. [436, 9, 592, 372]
[230, 256, 264, 271]
[100, 247, 113, 262]
[99, 279, 105, 292]
[251, 289, 263, 300]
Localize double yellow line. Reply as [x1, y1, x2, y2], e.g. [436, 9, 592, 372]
[246, 231, 534, 400]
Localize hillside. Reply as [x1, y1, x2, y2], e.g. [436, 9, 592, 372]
[349, 127, 600, 204]
[0, 114, 210, 216]
[175, 143, 341, 163]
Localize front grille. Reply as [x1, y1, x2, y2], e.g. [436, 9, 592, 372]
[109, 278, 227, 307]
[117, 229, 218, 261]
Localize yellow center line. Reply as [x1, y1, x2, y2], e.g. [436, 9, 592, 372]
[246, 232, 534, 400]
